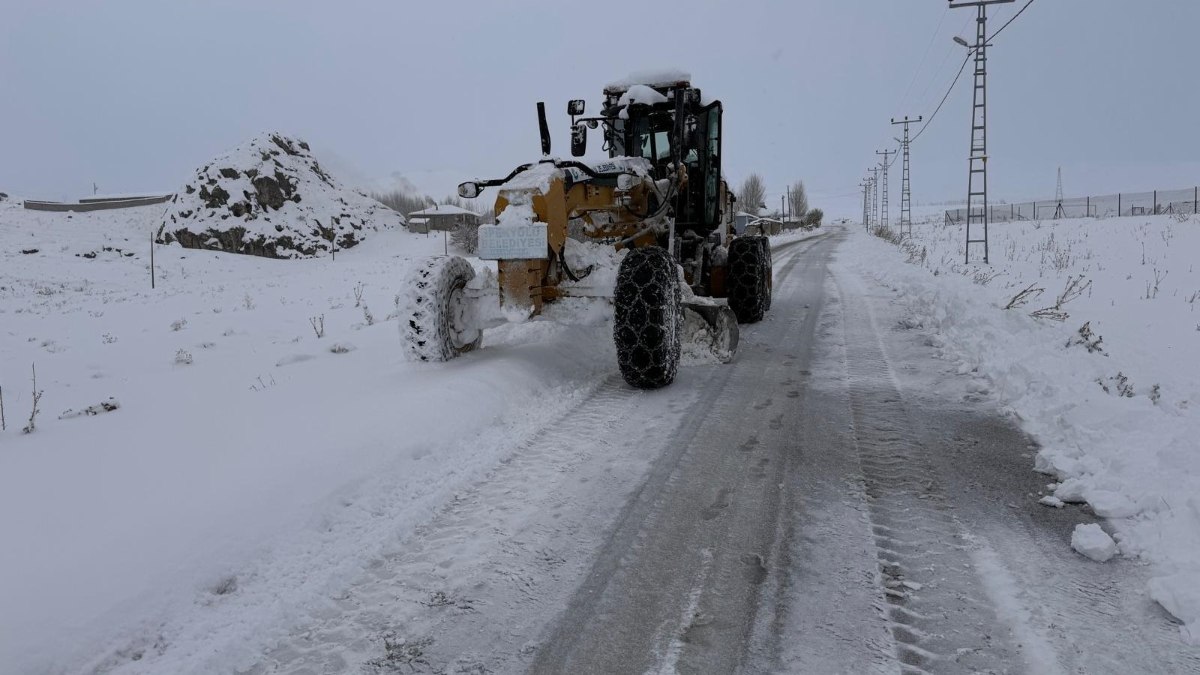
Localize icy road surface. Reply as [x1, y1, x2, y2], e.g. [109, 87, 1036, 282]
[242, 232, 1198, 674]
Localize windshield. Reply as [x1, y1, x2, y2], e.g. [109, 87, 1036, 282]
[631, 114, 673, 163]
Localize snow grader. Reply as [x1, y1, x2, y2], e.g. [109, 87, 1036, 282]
[399, 73, 773, 388]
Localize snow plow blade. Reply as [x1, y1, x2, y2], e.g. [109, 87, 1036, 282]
[682, 301, 739, 364]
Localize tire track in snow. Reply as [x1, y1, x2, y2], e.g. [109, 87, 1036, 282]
[833, 269, 1060, 675]
[247, 374, 704, 673]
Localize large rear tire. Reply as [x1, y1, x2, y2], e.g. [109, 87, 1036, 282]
[614, 246, 682, 389]
[728, 236, 770, 323]
[399, 256, 482, 362]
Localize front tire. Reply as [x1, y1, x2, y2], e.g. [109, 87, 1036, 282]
[399, 256, 481, 362]
[614, 247, 682, 389]
[728, 236, 770, 323]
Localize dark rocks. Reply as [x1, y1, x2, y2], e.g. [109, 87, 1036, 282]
[252, 175, 286, 210]
[158, 132, 402, 259]
[198, 184, 230, 209]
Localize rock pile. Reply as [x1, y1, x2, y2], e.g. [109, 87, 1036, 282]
[157, 133, 402, 258]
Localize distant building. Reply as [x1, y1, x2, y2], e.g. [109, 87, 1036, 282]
[732, 211, 758, 235]
[745, 217, 783, 235]
[406, 204, 479, 233]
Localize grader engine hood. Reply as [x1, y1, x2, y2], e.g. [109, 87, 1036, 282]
[477, 158, 658, 262]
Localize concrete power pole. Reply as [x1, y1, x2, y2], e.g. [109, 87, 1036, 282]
[952, 0, 1014, 264]
[891, 116, 922, 238]
[876, 149, 896, 230]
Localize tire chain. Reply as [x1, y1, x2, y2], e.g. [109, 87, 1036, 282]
[727, 236, 768, 323]
[613, 247, 682, 389]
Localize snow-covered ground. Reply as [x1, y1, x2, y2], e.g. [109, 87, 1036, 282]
[0, 200, 599, 672]
[0, 197, 817, 672]
[844, 213, 1200, 643]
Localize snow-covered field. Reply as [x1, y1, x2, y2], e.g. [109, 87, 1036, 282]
[0, 196, 818, 672]
[845, 213, 1200, 643]
[0, 199, 609, 672]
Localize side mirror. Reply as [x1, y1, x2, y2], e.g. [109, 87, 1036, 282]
[570, 122, 588, 157]
[458, 181, 482, 199]
[567, 99, 586, 116]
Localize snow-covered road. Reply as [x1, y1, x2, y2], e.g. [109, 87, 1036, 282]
[6, 205, 1199, 673]
[247, 231, 1197, 674]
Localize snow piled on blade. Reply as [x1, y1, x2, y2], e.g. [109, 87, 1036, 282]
[844, 212, 1200, 643]
[158, 132, 403, 258]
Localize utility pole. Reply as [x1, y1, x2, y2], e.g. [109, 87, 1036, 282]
[860, 181, 871, 231]
[891, 116, 922, 238]
[1054, 166, 1065, 219]
[876, 149, 896, 230]
[868, 174, 878, 227]
[869, 166, 880, 229]
[952, 0, 1014, 264]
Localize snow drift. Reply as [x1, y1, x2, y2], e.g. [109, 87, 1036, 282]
[157, 133, 403, 258]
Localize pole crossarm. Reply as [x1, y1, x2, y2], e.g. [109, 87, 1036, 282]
[947, 0, 1014, 7]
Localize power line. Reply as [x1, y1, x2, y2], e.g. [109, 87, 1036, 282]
[989, 0, 1036, 41]
[911, 53, 971, 143]
[909, 0, 1036, 145]
[897, 5, 950, 113]
[915, 14, 975, 109]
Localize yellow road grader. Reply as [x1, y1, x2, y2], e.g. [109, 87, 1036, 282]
[399, 73, 773, 388]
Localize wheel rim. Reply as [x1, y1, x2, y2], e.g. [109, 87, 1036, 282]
[446, 281, 480, 350]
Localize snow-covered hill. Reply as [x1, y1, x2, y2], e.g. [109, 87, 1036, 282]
[158, 133, 403, 258]
[847, 213, 1200, 643]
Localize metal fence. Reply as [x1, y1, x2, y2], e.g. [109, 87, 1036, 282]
[944, 186, 1200, 224]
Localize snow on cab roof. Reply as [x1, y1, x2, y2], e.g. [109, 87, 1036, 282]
[604, 68, 692, 94]
[617, 84, 668, 108]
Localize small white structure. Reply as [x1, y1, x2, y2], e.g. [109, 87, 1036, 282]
[733, 211, 758, 235]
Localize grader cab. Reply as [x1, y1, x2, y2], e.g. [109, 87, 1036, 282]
[399, 73, 773, 389]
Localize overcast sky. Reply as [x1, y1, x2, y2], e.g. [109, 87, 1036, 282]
[3, 0, 1198, 217]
